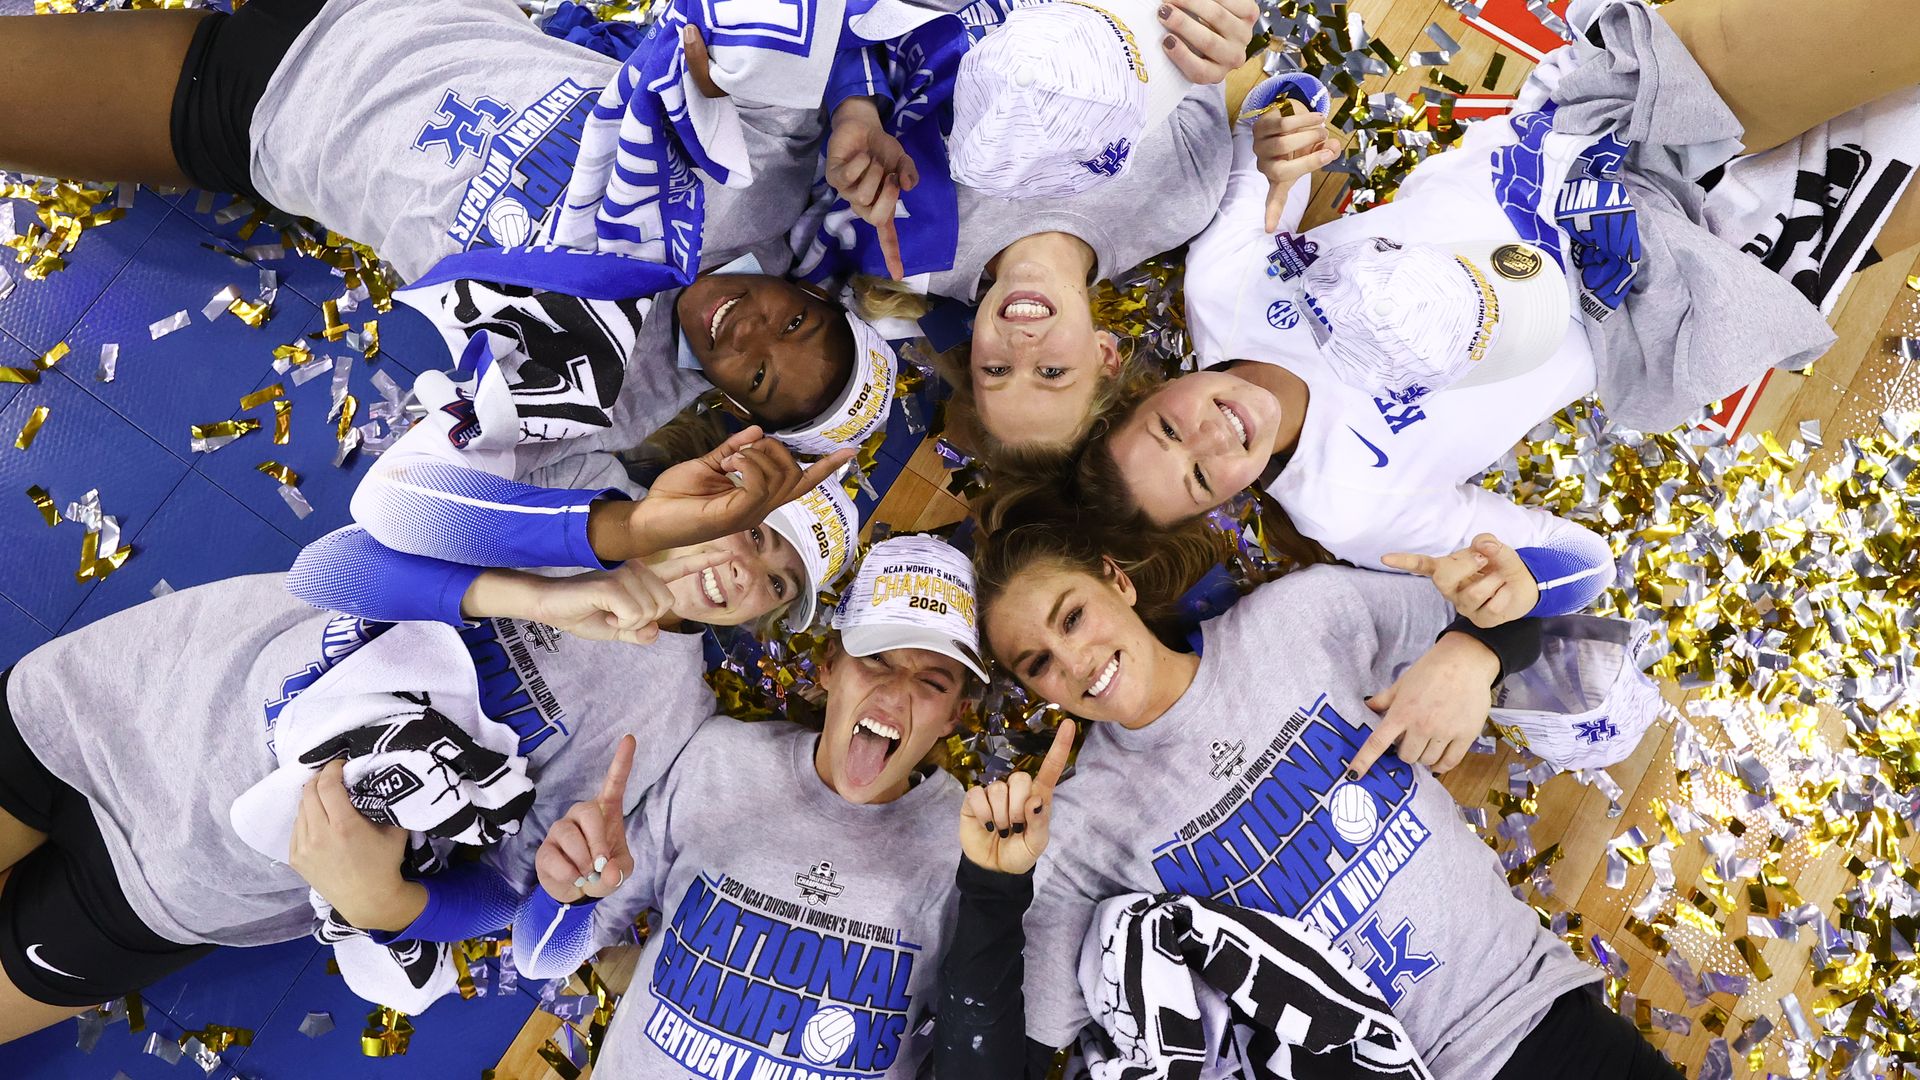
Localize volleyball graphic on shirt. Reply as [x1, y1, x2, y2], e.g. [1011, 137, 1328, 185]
[484, 198, 534, 248]
[1328, 782, 1381, 844]
[801, 1006, 859, 1065]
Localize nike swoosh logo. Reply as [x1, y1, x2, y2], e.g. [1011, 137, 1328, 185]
[1348, 426, 1390, 468]
[26, 943, 82, 980]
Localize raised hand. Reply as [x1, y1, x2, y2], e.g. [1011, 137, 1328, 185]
[826, 97, 918, 281]
[1384, 533, 1539, 628]
[1254, 105, 1341, 233]
[1159, 0, 1259, 85]
[624, 426, 854, 558]
[1346, 633, 1500, 778]
[288, 759, 424, 932]
[960, 719, 1076, 876]
[535, 734, 638, 903]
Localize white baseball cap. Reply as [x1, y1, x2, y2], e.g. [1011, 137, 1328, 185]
[1304, 236, 1568, 403]
[947, 0, 1194, 200]
[833, 534, 989, 680]
[771, 313, 898, 455]
[1489, 616, 1666, 771]
[762, 476, 861, 630]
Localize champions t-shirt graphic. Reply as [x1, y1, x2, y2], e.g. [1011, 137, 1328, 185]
[418, 79, 601, 254]
[1149, 693, 1440, 1006]
[643, 872, 923, 1080]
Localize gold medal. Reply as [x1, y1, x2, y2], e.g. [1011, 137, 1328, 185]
[1490, 243, 1544, 280]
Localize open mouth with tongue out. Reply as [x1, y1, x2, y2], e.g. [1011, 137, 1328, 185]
[843, 714, 904, 792]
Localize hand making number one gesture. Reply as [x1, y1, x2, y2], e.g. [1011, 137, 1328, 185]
[960, 719, 1077, 876]
[536, 734, 639, 904]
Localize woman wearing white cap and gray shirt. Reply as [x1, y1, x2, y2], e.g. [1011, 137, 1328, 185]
[0, 0, 906, 463]
[806, 0, 1266, 455]
[0, 455, 856, 1041]
[1068, 0, 1920, 625]
[498, 533, 1059, 1079]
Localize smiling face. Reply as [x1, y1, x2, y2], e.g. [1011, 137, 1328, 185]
[815, 644, 970, 805]
[651, 525, 806, 627]
[1106, 370, 1284, 526]
[675, 274, 855, 429]
[970, 258, 1122, 450]
[983, 558, 1169, 726]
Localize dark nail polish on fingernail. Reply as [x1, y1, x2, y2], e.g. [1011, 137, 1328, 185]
[998, 828, 1011, 838]
[1163, 34, 1176, 49]
[1157, 4, 1170, 15]
[1346, 770, 1359, 781]
[984, 820, 995, 831]
[1012, 823, 1026, 835]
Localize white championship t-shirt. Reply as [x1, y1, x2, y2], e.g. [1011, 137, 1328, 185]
[1182, 103, 1616, 616]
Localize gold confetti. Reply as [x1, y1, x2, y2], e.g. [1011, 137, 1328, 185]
[189, 418, 261, 441]
[336, 393, 358, 440]
[359, 1006, 413, 1057]
[239, 384, 285, 411]
[256, 461, 301, 487]
[360, 319, 380, 359]
[26, 484, 56, 526]
[34, 341, 67, 371]
[227, 297, 272, 327]
[273, 399, 292, 445]
[74, 529, 132, 583]
[321, 300, 347, 341]
[14, 405, 48, 450]
[274, 342, 317, 365]
[0, 366, 38, 384]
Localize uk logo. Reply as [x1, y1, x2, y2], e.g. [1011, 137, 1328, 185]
[1266, 299, 1300, 330]
[1351, 916, 1439, 1007]
[1081, 138, 1133, 178]
[414, 90, 512, 168]
[1575, 717, 1620, 744]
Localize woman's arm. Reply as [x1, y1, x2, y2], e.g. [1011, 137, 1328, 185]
[287, 526, 484, 626]
[933, 861, 1060, 1079]
[371, 862, 526, 944]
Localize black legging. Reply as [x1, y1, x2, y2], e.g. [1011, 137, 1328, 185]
[1493, 982, 1687, 1080]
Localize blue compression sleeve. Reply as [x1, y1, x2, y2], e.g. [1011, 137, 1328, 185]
[511, 885, 601, 980]
[353, 462, 625, 571]
[1518, 534, 1616, 618]
[371, 863, 524, 944]
[288, 526, 483, 626]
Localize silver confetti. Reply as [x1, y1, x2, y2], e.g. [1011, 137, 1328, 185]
[95, 342, 118, 383]
[150, 579, 174, 599]
[148, 310, 191, 339]
[201, 285, 242, 322]
[278, 484, 314, 520]
[299, 1011, 335, 1038]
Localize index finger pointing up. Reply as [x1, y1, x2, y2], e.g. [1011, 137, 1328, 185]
[597, 734, 637, 810]
[1033, 719, 1077, 800]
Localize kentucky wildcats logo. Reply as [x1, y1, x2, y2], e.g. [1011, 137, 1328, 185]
[443, 80, 596, 252]
[1555, 134, 1640, 322]
[1150, 694, 1442, 1006]
[415, 90, 513, 168]
[1575, 717, 1620, 744]
[1081, 138, 1133, 177]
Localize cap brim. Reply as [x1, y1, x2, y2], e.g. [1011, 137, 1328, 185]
[764, 508, 823, 630]
[1446, 240, 1569, 391]
[840, 622, 991, 681]
[772, 315, 897, 455]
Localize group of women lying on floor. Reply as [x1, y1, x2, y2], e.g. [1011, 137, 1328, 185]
[1, 0, 1916, 1075]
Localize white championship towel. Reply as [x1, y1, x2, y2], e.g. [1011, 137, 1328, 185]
[1079, 893, 1432, 1080]
[1702, 85, 1920, 316]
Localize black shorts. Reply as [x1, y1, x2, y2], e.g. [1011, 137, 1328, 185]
[1494, 982, 1686, 1080]
[0, 669, 214, 1007]
[169, 0, 327, 202]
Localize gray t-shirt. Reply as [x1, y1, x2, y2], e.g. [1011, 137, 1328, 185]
[925, 84, 1232, 301]
[1024, 566, 1599, 1080]
[6, 574, 713, 947]
[590, 719, 962, 1080]
[250, 0, 821, 283]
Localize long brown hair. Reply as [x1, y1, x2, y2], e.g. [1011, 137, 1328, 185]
[973, 489, 1230, 658]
